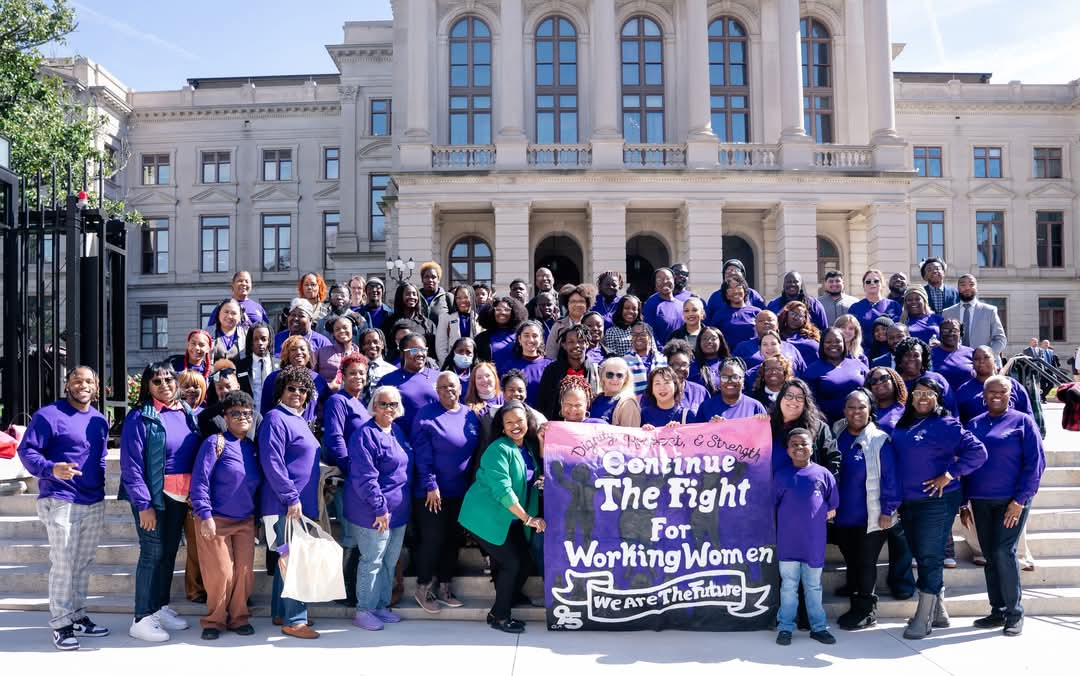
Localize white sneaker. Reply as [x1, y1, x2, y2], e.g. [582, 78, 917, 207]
[129, 616, 169, 642]
[153, 608, 188, 631]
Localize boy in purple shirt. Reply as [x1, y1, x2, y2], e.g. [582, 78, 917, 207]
[774, 428, 839, 646]
[17, 367, 111, 650]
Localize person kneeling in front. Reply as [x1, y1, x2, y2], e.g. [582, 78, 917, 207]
[774, 428, 839, 647]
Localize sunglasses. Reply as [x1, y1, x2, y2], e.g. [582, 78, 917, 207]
[403, 348, 426, 356]
[911, 390, 937, 399]
[285, 385, 310, 395]
[868, 375, 891, 385]
[151, 376, 175, 386]
[864, 279, 881, 285]
[226, 410, 254, 420]
[604, 371, 627, 379]
[377, 401, 401, 409]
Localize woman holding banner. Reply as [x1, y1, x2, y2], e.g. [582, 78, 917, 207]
[589, 357, 641, 426]
[459, 401, 546, 634]
[695, 358, 766, 422]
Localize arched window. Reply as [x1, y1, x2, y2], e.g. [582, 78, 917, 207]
[535, 16, 578, 144]
[449, 236, 493, 286]
[708, 17, 749, 143]
[620, 16, 664, 144]
[817, 237, 840, 282]
[800, 17, 833, 143]
[449, 17, 492, 145]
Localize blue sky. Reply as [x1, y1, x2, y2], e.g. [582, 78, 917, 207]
[45, 0, 1079, 91]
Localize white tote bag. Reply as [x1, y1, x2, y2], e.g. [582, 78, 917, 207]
[280, 516, 346, 603]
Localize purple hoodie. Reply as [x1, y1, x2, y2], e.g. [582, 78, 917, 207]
[17, 400, 109, 505]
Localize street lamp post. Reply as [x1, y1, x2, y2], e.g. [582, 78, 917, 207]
[386, 256, 414, 284]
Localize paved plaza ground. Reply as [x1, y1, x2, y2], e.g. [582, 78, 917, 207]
[0, 610, 1076, 674]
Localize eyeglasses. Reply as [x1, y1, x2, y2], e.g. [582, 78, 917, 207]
[604, 372, 627, 380]
[226, 410, 254, 420]
[782, 392, 806, 402]
[151, 376, 175, 386]
[864, 279, 881, 285]
[285, 385, 310, 395]
[868, 375, 892, 385]
[719, 374, 744, 382]
[377, 401, 401, 409]
[436, 385, 458, 392]
[911, 390, 937, 400]
[403, 348, 425, 356]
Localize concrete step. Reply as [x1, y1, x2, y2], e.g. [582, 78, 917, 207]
[1046, 449, 1080, 466]
[1041, 467, 1080, 486]
[1027, 507, 1080, 531]
[1033, 486, 1080, 508]
[1025, 531, 1080, 558]
[2, 585, 1079, 621]
[0, 514, 136, 540]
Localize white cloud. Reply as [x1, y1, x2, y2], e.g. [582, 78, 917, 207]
[71, 1, 198, 62]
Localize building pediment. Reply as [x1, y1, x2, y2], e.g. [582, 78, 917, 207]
[126, 189, 178, 207]
[251, 184, 300, 202]
[966, 182, 1015, 199]
[358, 139, 392, 159]
[314, 183, 340, 199]
[191, 187, 239, 203]
[908, 181, 954, 198]
[1027, 182, 1076, 200]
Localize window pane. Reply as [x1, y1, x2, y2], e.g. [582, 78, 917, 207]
[451, 20, 468, 37]
[536, 41, 553, 63]
[475, 242, 491, 257]
[730, 42, 745, 63]
[559, 19, 574, 36]
[622, 65, 639, 85]
[203, 164, 215, 184]
[623, 95, 640, 108]
[644, 41, 661, 63]
[537, 112, 555, 144]
[474, 114, 491, 144]
[646, 112, 664, 142]
[559, 41, 576, 63]
[450, 66, 468, 87]
[537, 19, 553, 37]
[560, 95, 576, 107]
[623, 113, 642, 142]
[452, 262, 469, 279]
[159, 166, 170, 185]
[560, 113, 577, 143]
[450, 115, 468, 144]
[473, 41, 491, 65]
[645, 64, 662, 85]
[730, 65, 746, 86]
[264, 161, 276, 181]
[451, 96, 468, 110]
[473, 20, 489, 38]
[645, 95, 663, 108]
[219, 162, 230, 182]
[474, 96, 490, 109]
[474, 65, 491, 87]
[474, 262, 492, 282]
[643, 19, 660, 36]
[731, 114, 748, 142]
[537, 64, 553, 86]
[559, 64, 576, 85]
[451, 242, 468, 257]
[709, 65, 725, 86]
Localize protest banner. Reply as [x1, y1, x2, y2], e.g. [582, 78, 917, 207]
[542, 418, 777, 631]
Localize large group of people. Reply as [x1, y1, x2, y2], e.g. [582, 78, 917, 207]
[15, 255, 1046, 650]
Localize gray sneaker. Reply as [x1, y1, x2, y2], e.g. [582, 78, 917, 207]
[437, 582, 464, 608]
[414, 582, 441, 614]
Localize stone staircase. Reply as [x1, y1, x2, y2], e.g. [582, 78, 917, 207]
[1, 405, 1078, 622]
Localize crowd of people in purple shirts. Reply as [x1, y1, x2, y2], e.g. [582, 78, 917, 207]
[15, 255, 1045, 650]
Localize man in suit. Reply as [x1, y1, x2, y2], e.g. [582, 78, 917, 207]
[942, 274, 1007, 362]
[921, 257, 959, 315]
[1022, 337, 1043, 360]
[1041, 339, 1060, 368]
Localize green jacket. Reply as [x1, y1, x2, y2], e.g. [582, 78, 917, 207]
[458, 436, 540, 546]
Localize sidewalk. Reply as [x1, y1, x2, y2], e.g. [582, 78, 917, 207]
[0, 611, 1076, 674]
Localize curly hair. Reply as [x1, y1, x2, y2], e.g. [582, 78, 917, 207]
[778, 301, 821, 341]
[597, 270, 625, 289]
[644, 366, 684, 408]
[752, 354, 793, 394]
[272, 365, 315, 407]
[220, 389, 255, 412]
[893, 336, 931, 376]
[420, 260, 443, 279]
[298, 272, 327, 304]
[559, 374, 595, 407]
[280, 335, 314, 369]
[865, 366, 908, 405]
[479, 296, 528, 331]
[662, 338, 694, 361]
[566, 284, 597, 311]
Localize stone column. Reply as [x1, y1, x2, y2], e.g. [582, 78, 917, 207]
[865, 202, 910, 276]
[588, 201, 627, 284]
[399, 0, 434, 169]
[394, 200, 437, 291]
[681, 200, 726, 292]
[683, 0, 717, 168]
[493, 200, 532, 292]
[864, 0, 907, 170]
[590, 0, 623, 168]
[847, 211, 869, 276]
[773, 201, 819, 295]
[496, 0, 527, 167]
[335, 85, 361, 254]
[777, 0, 811, 169]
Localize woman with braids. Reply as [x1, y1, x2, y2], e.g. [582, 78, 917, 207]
[748, 355, 794, 410]
[803, 327, 870, 424]
[170, 329, 213, 377]
[891, 376, 986, 640]
[689, 325, 732, 396]
[384, 282, 437, 357]
[601, 294, 642, 358]
[695, 358, 767, 422]
[475, 296, 528, 375]
[502, 320, 554, 407]
[778, 301, 822, 367]
[639, 366, 690, 429]
[259, 365, 323, 639]
[894, 336, 958, 417]
[589, 357, 641, 426]
[557, 374, 605, 424]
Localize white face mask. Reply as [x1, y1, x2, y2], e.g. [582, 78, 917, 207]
[453, 353, 473, 370]
[478, 389, 497, 401]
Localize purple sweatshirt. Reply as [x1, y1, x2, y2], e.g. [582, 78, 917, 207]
[803, 358, 870, 423]
[643, 294, 684, 345]
[774, 461, 838, 567]
[378, 367, 439, 441]
[639, 402, 688, 427]
[589, 394, 619, 423]
[785, 335, 821, 367]
[273, 329, 332, 358]
[322, 390, 371, 474]
[694, 394, 766, 423]
[931, 345, 975, 392]
[874, 403, 905, 434]
[849, 298, 902, 350]
[345, 419, 412, 528]
[903, 371, 958, 417]
[907, 314, 943, 345]
[190, 432, 260, 520]
[955, 376, 1033, 424]
[257, 406, 321, 519]
[17, 400, 108, 505]
[488, 329, 518, 375]
[119, 407, 201, 512]
[504, 355, 554, 407]
[412, 403, 480, 498]
[719, 306, 761, 348]
[681, 380, 709, 417]
[889, 414, 988, 503]
[706, 287, 766, 327]
[964, 409, 1045, 504]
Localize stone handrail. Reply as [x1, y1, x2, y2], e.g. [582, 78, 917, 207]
[717, 144, 780, 169]
[431, 145, 496, 169]
[623, 143, 687, 168]
[812, 145, 874, 170]
[527, 144, 592, 168]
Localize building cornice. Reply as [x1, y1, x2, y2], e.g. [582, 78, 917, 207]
[392, 170, 914, 187]
[131, 103, 341, 122]
[326, 43, 394, 68]
[896, 101, 1080, 114]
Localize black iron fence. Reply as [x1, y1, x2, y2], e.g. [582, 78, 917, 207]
[0, 162, 128, 429]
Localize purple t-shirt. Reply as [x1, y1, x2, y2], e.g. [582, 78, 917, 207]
[874, 403, 905, 434]
[907, 314, 943, 345]
[850, 298, 901, 350]
[504, 355, 554, 407]
[955, 376, 1033, 424]
[682, 380, 710, 417]
[803, 358, 869, 423]
[16, 400, 109, 505]
[706, 287, 766, 327]
[774, 461, 838, 567]
[834, 430, 869, 528]
[785, 335, 821, 367]
[589, 394, 619, 423]
[930, 345, 975, 392]
[719, 306, 761, 348]
[643, 294, 684, 346]
[591, 295, 621, 328]
[190, 432, 261, 520]
[639, 401, 688, 427]
[258, 406, 321, 519]
[694, 394, 766, 423]
[378, 367, 440, 442]
[345, 420, 412, 529]
[413, 403, 480, 498]
[964, 409, 1044, 504]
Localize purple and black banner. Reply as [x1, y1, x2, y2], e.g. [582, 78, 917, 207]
[543, 419, 778, 631]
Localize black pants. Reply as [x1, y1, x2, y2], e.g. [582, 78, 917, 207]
[473, 522, 531, 621]
[833, 525, 889, 597]
[413, 497, 463, 585]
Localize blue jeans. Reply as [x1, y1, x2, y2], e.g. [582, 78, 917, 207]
[132, 496, 187, 620]
[348, 521, 406, 611]
[778, 561, 826, 633]
[271, 517, 308, 626]
[900, 490, 964, 595]
[886, 521, 916, 595]
[971, 498, 1030, 620]
[331, 488, 355, 548]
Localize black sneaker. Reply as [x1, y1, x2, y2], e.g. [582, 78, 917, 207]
[973, 614, 1006, 629]
[776, 631, 792, 646]
[810, 630, 837, 645]
[52, 626, 79, 651]
[201, 628, 220, 640]
[230, 624, 255, 636]
[72, 616, 110, 637]
[1003, 616, 1024, 636]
